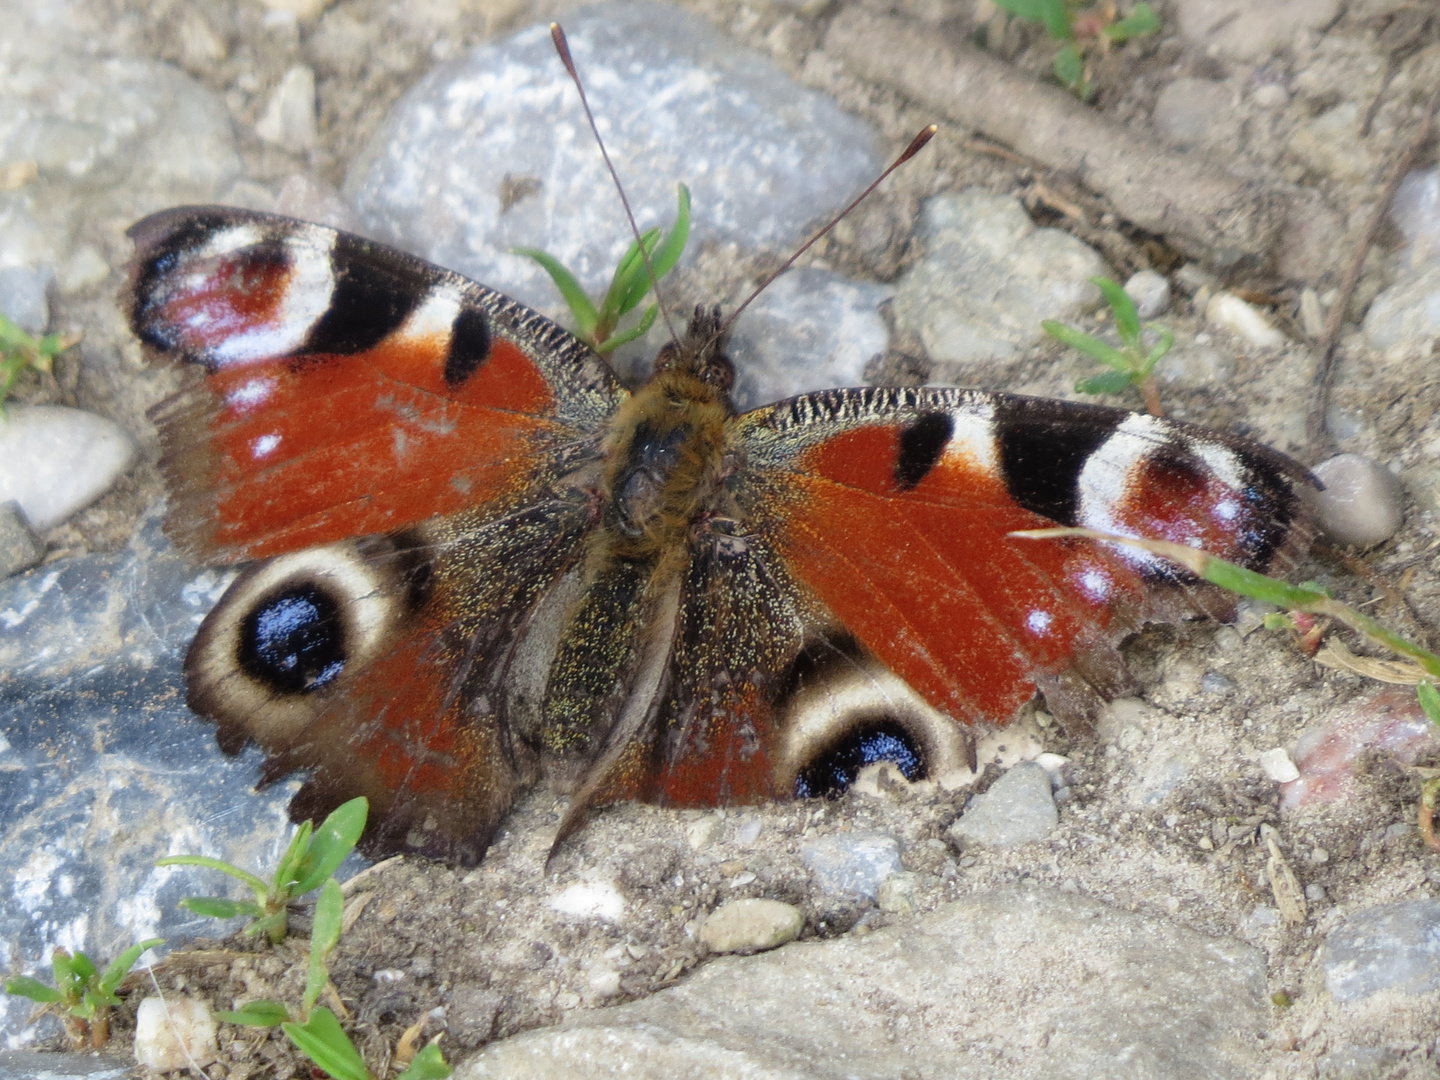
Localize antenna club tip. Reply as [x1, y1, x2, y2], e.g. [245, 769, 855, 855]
[901, 125, 939, 161]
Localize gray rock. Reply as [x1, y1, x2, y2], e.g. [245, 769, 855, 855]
[948, 761, 1057, 848]
[1364, 264, 1440, 357]
[255, 64, 318, 152]
[0, 405, 138, 531]
[699, 898, 804, 954]
[725, 267, 891, 410]
[1173, 0, 1342, 64]
[1309, 454, 1406, 547]
[1392, 169, 1440, 266]
[346, 2, 881, 314]
[0, 509, 321, 1046]
[1123, 269, 1170, 320]
[0, 265, 52, 334]
[1152, 78, 1236, 150]
[891, 189, 1106, 372]
[0, 500, 42, 577]
[0, 1052, 131, 1079]
[1321, 899, 1440, 1002]
[800, 832, 901, 899]
[1287, 102, 1379, 185]
[455, 886, 1270, 1080]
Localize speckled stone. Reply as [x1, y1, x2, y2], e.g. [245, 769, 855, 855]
[699, 899, 804, 954]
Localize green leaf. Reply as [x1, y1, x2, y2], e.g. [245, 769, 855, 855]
[1076, 370, 1136, 395]
[398, 1042, 453, 1080]
[180, 897, 265, 920]
[593, 304, 659, 354]
[4, 976, 63, 1003]
[1420, 682, 1440, 727]
[1092, 277, 1139, 345]
[304, 879, 344, 1015]
[513, 247, 599, 337]
[293, 797, 368, 897]
[96, 938, 164, 997]
[1053, 42, 1085, 91]
[992, 0, 1071, 36]
[217, 1000, 291, 1027]
[1142, 325, 1175, 372]
[283, 1007, 371, 1080]
[615, 184, 692, 316]
[156, 855, 270, 899]
[273, 820, 313, 895]
[245, 911, 288, 940]
[1105, 2, 1161, 40]
[1041, 320, 1129, 368]
[604, 227, 662, 319]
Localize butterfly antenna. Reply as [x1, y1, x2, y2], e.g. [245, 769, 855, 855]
[719, 124, 937, 336]
[551, 23, 681, 346]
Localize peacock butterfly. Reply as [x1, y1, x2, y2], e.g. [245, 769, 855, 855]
[125, 74, 1313, 866]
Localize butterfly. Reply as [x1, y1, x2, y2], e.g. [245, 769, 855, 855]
[125, 200, 1312, 866]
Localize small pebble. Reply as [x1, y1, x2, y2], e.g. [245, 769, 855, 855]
[700, 898, 803, 953]
[134, 996, 218, 1072]
[947, 762, 1058, 849]
[1309, 453, 1405, 547]
[1205, 292, 1285, 348]
[1305, 884, 1327, 902]
[1123, 269, 1171, 319]
[0, 500, 43, 577]
[1298, 287, 1326, 340]
[877, 872, 919, 915]
[801, 833, 902, 899]
[1252, 82, 1288, 108]
[1258, 748, 1300, 784]
[0, 405, 138, 531]
[550, 880, 625, 922]
[255, 64, 317, 152]
[0, 264, 53, 333]
[260, 0, 332, 20]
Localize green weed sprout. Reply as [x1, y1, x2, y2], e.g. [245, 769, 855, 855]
[218, 879, 450, 1080]
[157, 796, 368, 944]
[515, 183, 690, 355]
[991, 0, 1161, 99]
[4, 938, 164, 1048]
[1012, 525, 1440, 842]
[1043, 276, 1173, 417]
[0, 312, 78, 410]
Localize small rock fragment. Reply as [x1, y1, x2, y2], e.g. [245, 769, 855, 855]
[1152, 78, 1235, 150]
[0, 265, 53, 333]
[877, 871, 919, 915]
[0, 501, 42, 577]
[1309, 453, 1404, 547]
[1123, 269, 1170, 319]
[1321, 899, 1440, 1002]
[1283, 688, 1436, 808]
[134, 995, 218, 1072]
[1205, 292, 1285, 348]
[260, 0, 333, 20]
[256, 65, 317, 152]
[1298, 287, 1325, 340]
[1363, 265, 1440, 357]
[1258, 748, 1300, 784]
[0, 405, 139, 531]
[550, 881, 625, 922]
[948, 762, 1058, 849]
[801, 833, 902, 899]
[700, 898, 803, 954]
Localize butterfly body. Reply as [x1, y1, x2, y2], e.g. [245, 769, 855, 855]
[128, 205, 1313, 864]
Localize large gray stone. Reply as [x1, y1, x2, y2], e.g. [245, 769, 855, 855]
[455, 885, 1270, 1080]
[346, 1, 882, 315]
[1321, 899, 1440, 1003]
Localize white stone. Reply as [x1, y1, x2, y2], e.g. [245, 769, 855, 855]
[134, 995, 218, 1072]
[549, 880, 625, 922]
[255, 64, 317, 152]
[700, 898, 803, 954]
[1258, 748, 1301, 784]
[1252, 83, 1288, 108]
[0, 405, 138, 531]
[1123, 269, 1170, 320]
[1309, 454, 1405, 547]
[1392, 169, 1440, 268]
[1364, 264, 1440, 356]
[260, 0, 333, 20]
[1205, 292, 1286, 348]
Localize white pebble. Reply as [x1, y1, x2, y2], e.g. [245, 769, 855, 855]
[1309, 454, 1405, 547]
[260, 0, 332, 19]
[134, 996, 218, 1072]
[550, 880, 625, 922]
[700, 898, 803, 954]
[1123, 269, 1171, 319]
[1205, 292, 1286, 348]
[0, 405, 138, 531]
[1252, 83, 1288, 108]
[255, 65, 317, 152]
[1258, 748, 1300, 784]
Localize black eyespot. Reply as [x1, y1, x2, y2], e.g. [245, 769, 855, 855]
[795, 720, 926, 799]
[895, 412, 953, 491]
[445, 305, 491, 387]
[237, 585, 346, 694]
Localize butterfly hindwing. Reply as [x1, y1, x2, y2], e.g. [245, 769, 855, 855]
[129, 206, 622, 563]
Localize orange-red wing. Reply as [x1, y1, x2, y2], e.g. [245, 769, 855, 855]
[735, 388, 1311, 730]
[129, 206, 623, 562]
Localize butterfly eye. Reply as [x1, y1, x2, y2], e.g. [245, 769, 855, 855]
[186, 539, 423, 751]
[774, 648, 975, 798]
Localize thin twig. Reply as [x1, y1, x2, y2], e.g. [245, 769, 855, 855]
[1306, 84, 1440, 458]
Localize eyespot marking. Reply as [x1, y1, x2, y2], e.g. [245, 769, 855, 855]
[794, 720, 925, 798]
[237, 584, 347, 694]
